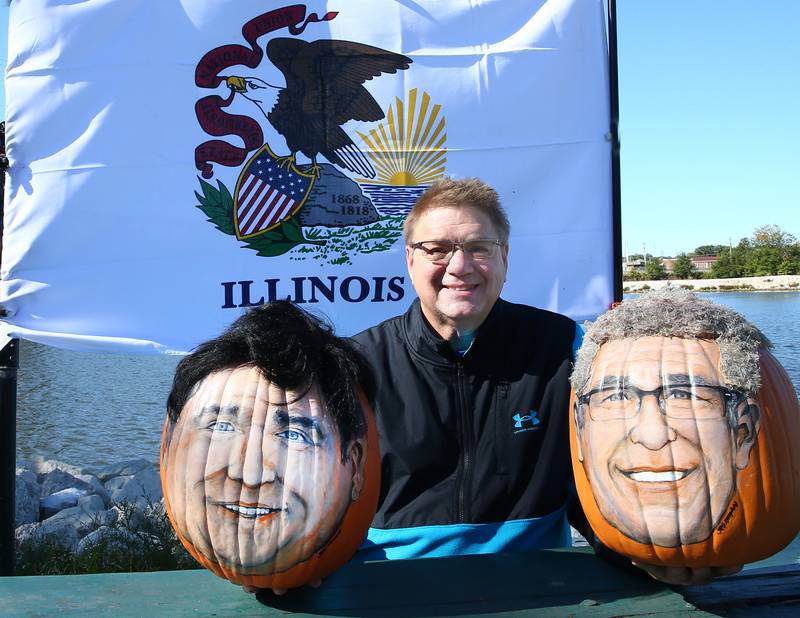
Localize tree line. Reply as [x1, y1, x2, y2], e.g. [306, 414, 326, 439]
[625, 225, 800, 281]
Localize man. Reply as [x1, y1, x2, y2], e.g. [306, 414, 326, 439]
[163, 301, 373, 578]
[353, 179, 738, 586]
[570, 288, 767, 579]
[353, 178, 582, 559]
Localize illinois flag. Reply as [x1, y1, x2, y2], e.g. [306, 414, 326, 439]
[2, 0, 613, 353]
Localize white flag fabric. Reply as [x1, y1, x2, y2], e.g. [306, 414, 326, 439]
[2, 0, 613, 354]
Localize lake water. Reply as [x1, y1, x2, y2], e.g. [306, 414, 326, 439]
[14, 291, 800, 565]
[16, 291, 800, 469]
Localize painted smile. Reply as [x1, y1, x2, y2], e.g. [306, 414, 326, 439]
[216, 502, 283, 519]
[619, 467, 694, 483]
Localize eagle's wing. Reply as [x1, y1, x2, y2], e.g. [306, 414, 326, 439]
[292, 39, 412, 124]
[266, 38, 411, 178]
[266, 38, 308, 95]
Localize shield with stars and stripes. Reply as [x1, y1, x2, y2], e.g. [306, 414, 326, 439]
[232, 144, 316, 239]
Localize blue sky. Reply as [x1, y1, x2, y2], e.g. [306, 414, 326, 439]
[617, 0, 799, 256]
[1, 2, 797, 257]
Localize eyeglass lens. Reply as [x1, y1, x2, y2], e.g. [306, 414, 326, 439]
[415, 240, 499, 263]
[585, 384, 730, 421]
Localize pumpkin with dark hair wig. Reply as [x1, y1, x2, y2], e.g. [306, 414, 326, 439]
[160, 301, 379, 588]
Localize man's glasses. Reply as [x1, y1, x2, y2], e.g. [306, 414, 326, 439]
[410, 239, 503, 265]
[577, 383, 742, 422]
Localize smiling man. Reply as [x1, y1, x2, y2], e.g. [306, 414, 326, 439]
[353, 178, 586, 560]
[162, 301, 372, 577]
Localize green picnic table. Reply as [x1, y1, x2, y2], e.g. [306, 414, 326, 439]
[2, 547, 799, 617]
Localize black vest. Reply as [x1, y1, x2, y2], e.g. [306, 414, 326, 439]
[354, 298, 576, 529]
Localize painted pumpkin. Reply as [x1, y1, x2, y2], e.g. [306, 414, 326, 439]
[570, 291, 800, 567]
[160, 365, 380, 588]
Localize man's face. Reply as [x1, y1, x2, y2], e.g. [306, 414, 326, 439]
[165, 366, 363, 574]
[576, 337, 758, 547]
[406, 204, 508, 339]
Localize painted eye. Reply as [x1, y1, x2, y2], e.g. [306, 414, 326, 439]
[277, 429, 314, 445]
[209, 420, 236, 432]
[602, 390, 630, 403]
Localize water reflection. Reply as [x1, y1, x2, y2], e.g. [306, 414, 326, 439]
[17, 341, 180, 471]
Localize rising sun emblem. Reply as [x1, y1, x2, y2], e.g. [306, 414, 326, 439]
[357, 88, 447, 186]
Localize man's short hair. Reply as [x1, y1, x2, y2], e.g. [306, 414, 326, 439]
[166, 301, 374, 460]
[403, 177, 511, 244]
[571, 288, 771, 397]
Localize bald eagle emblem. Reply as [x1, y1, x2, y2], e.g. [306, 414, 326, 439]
[194, 6, 446, 263]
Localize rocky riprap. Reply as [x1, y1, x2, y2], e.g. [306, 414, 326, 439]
[15, 456, 167, 556]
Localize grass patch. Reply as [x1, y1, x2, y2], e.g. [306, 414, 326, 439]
[15, 501, 197, 575]
[718, 284, 755, 291]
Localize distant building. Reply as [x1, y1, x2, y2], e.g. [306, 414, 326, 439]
[623, 258, 646, 273]
[661, 255, 719, 275]
[691, 255, 718, 272]
[623, 255, 719, 277]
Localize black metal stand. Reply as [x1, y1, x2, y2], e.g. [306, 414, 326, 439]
[0, 339, 18, 576]
[0, 119, 19, 577]
[608, 0, 623, 303]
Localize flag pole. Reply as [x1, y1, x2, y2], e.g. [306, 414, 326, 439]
[608, 0, 623, 303]
[0, 121, 19, 577]
[0, 341, 18, 577]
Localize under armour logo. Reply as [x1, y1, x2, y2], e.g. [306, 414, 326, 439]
[513, 411, 541, 433]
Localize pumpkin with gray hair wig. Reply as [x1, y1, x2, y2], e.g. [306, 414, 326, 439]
[569, 289, 800, 566]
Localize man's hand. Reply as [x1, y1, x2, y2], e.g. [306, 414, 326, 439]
[631, 561, 742, 586]
[241, 579, 322, 596]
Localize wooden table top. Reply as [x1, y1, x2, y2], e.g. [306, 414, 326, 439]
[2, 547, 798, 617]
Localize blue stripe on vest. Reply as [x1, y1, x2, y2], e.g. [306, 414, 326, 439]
[353, 505, 571, 561]
[572, 321, 585, 361]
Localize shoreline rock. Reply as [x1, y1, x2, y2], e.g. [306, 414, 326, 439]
[15, 456, 165, 556]
[623, 274, 800, 294]
[297, 164, 380, 227]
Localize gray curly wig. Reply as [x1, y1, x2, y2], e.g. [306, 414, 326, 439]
[570, 288, 771, 396]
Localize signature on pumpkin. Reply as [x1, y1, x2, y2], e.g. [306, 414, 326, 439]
[716, 500, 739, 534]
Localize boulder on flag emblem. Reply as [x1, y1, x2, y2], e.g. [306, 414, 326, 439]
[233, 144, 315, 240]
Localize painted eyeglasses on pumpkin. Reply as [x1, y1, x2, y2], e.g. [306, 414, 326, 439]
[578, 382, 744, 421]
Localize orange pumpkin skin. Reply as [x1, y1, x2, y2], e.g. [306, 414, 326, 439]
[571, 348, 800, 567]
[160, 378, 380, 589]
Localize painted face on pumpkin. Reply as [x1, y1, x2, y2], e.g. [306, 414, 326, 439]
[575, 336, 760, 547]
[164, 365, 365, 574]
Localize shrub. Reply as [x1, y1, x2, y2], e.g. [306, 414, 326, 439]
[15, 500, 198, 575]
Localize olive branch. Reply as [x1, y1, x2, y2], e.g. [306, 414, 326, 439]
[194, 178, 324, 257]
